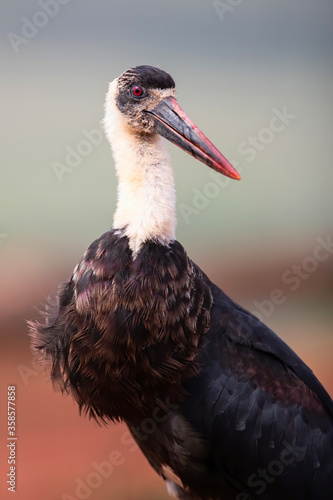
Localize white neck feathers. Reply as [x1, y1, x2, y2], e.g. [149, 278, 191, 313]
[104, 80, 176, 255]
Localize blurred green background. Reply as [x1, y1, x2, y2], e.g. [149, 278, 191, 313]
[1, 1, 333, 499]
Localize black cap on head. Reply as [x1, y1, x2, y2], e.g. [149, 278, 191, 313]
[118, 65, 175, 92]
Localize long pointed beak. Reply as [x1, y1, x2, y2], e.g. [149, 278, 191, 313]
[147, 96, 240, 180]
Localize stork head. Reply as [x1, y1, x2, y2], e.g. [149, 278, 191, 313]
[104, 65, 240, 180]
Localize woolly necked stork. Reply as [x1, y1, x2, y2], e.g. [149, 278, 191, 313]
[30, 65, 333, 500]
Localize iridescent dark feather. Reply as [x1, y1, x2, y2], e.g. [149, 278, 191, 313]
[30, 230, 212, 422]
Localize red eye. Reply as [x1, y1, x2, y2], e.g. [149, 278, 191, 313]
[131, 84, 143, 97]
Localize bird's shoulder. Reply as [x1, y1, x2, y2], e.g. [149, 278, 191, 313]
[202, 271, 333, 419]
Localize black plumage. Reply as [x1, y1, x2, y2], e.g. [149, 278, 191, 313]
[29, 66, 333, 500]
[35, 232, 211, 422]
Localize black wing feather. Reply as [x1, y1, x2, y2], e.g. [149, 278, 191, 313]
[180, 269, 333, 499]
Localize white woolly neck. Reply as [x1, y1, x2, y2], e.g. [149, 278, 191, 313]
[104, 79, 176, 255]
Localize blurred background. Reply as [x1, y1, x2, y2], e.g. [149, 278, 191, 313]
[1, 1, 333, 499]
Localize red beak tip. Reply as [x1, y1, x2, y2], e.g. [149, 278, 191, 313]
[224, 165, 241, 181]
